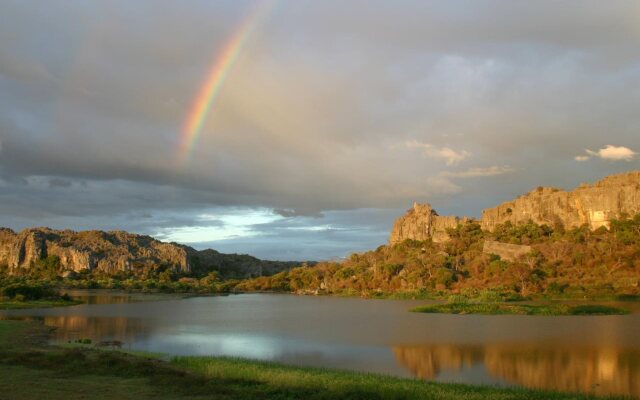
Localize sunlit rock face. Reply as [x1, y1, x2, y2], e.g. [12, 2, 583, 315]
[394, 343, 640, 397]
[0, 227, 299, 278]
[482, 241, 532, 261]
[390, 171, 640, 245]
[0, 227, 191, 274]
[481, 171, 640, 231]
[389, 203, 470, 245]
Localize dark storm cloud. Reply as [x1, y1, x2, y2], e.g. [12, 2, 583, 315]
[0, 0, 639, 259]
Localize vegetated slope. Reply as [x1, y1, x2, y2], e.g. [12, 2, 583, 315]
[237, 216, 640, 299]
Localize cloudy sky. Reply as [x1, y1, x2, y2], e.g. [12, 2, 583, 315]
[1, 0, 639, 260]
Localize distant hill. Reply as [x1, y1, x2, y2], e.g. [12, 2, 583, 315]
[0, 227, 305, 279]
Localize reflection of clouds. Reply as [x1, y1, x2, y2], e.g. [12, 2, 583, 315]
[394, 343, 640, 397]
[152, 333, 283, 359]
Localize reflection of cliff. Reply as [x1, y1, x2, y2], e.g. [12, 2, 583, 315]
[44, 316, 148, 343]
[79, 294, 133, 305]
[394, 344, 640, 397]
[393, 345, 484, 379]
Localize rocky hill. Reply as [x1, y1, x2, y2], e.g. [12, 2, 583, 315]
[481, 171, 640, 231]
[389, 203, 469, 245]
[390, 171, 640, 244]
[0, 227, 300, 278]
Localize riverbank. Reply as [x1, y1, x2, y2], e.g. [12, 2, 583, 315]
[0, 298, 82, 310]
[412, 302, 630, 316]
[0, 319, 629, 400]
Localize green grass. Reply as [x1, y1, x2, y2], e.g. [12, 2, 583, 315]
[412, 302, 630, 315]
[0, 298, 82, 310]
[174, 356, 612, 400]
[0, 320, 629, 400]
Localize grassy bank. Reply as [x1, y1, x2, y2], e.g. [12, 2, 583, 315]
[412, 302, 630, 316]
[0, 278, 84, 309]
[0, 320, 630, 400]
[0, 298, 82, 310]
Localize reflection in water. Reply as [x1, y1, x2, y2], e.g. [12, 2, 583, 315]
[60, 289, 183, 305]
[394, 344, 640, 397]
[2, 292, 640, 398]
[44, 315, 149, 344]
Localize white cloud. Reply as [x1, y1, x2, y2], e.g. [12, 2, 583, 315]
[441, 165, 514, 178]
[578, 145, 637, 162]
[155, 209, 283, 243]
[404, 140, 470, 166]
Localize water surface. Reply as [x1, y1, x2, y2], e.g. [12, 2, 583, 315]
[2, 291, 639, 397]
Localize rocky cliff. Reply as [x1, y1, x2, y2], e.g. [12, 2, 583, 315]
[390, 171, 640, 244]
[0, 227, 190, 275]
[0, 227, 300, 278]
[389, 203, 469, 245]
[481, 171, 640, 231]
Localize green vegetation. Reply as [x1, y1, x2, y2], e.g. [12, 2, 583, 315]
[0, 298, 80, 310]
[568, 304, 630, 315]
[237, 214, 640, 301]
[0, 276, 81, 309]
[412, 302, 630, 316]
[3, 214, 640, 303]
[0, 320, 627, 400]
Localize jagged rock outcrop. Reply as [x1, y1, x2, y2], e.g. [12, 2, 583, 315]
[0, 227, 190, 275]
[0, 227, 303, 278]
[390, 171, 640, 245]
[389, 202, 470, 245]
[481, 171, 640, 231]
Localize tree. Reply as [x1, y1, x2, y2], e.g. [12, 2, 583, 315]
[158, 269, 174, 284]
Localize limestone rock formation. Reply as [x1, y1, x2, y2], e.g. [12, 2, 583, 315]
[0, 227, 303, 278]
[389, 203, 470, 245]
[0, 227, 190, 275]
[389, 171, 640, 245]
[481, 171, 640, 231]
[482, 241, 532, 261]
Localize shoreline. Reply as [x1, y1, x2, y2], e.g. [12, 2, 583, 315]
[0, 319, 629, 400]
[412, 302, 631, 316]
[0, 298, 82, 310]
[56, 284, 640, 302]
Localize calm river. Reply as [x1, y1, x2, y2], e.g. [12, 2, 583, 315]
[2, 291, 640, 397]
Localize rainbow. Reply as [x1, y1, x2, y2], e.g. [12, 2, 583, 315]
[177, 0, 276, 166]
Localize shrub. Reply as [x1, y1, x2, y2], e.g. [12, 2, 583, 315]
[477, 289, 504, 303]
[446, 294, 469, 304]
[433, 268, 454, 288]
[381, 264, 403, 277]
[1, 283, 57, 300]
[546, 282, 569, 295]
